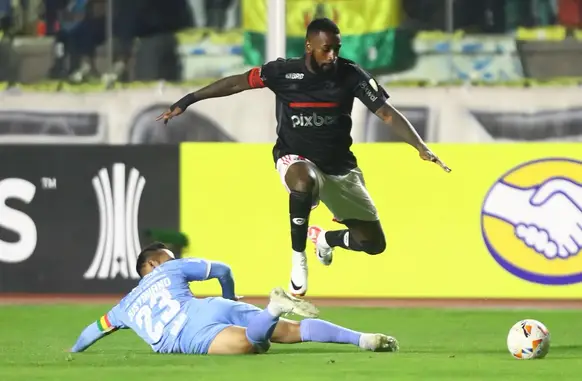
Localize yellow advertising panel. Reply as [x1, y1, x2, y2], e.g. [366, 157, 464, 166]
[180, 143, 582, 298]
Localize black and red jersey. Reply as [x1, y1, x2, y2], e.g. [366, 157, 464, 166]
[248, 56, 390, 175]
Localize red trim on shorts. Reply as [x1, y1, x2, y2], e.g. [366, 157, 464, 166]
[289, 102, 339, 108]
[248, 68, 265, 88]
[280, 155, 306, 166]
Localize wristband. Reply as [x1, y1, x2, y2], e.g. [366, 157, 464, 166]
[170, 93, 197, 111]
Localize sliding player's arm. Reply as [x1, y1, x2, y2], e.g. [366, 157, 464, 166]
[158, 60, 281, 124]
[70, 305, 126, 353]
[350, 65, 451, 172]
[180, 258, 237, 300]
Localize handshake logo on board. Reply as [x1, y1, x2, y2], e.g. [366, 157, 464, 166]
[481, 158, 582, 285]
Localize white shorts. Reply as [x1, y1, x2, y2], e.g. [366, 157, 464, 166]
[276, 154, 379, 223]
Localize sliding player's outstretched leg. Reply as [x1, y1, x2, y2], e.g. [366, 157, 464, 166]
[207, 287, 319, 354]
[207, 287, 397, 355]
[281, 159, 320, 297]
[271, 316, 399, 352]
[299, 318, 398, 352]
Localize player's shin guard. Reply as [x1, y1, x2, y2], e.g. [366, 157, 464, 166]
[300, 319, 361, 346]
[245, 309, 280, 352]
[324, 230, 385, 254]
[289, 191, 313, 252]
[324, 230, 351, 249]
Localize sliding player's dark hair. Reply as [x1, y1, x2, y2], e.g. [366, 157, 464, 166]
[306, 18, 340, 38]
[135, 242, 168, 278]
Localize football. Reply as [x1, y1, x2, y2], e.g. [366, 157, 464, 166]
[506, 319, 551, 359]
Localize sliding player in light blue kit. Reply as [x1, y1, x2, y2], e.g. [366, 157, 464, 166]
[70, 242, 399, 355]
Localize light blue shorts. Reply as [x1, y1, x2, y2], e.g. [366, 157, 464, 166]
[178, 297, 262, 354]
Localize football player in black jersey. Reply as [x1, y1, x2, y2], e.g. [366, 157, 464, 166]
[157, 18, 450, 297]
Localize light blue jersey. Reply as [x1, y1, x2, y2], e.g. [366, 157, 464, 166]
[108, 258, 209, 352]
[71, 257, 260, 354]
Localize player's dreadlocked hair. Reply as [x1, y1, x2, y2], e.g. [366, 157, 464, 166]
[135, 241, 168, 278]
[306, 17, 340, 38]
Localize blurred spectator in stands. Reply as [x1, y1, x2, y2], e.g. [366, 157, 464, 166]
[400, 0, 444, 31]
[0, 0, 18, 84]
[558, 0, 582, 34]
[43, 0, 67, 36]
[505, 0, 557, 31]
[46, 0, 193, 83]
[47, 0, 105, 81]
[187, 0, 239, 29]
[187, 0, 204, 28]
[505, 0, 533, 31]
[533, 0, 558, 26]
[47, 0, 139, 83]
[0, 0, 13, 40]
[131, 0, 192, 81]
[403, 0, 559, 35]
[205, 0, 233, 31]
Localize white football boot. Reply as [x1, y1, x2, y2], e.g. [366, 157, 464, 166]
[268, 287, 319, 318]
[359, 333, 400, 352]
[308, 226, 333, 266]
[289, 251, 308, 296]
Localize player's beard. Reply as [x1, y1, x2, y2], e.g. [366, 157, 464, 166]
[311, 55, 336, 75]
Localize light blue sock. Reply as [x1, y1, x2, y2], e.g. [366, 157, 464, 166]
[245, 309, 279, 346]
[300, 319, 361, 345]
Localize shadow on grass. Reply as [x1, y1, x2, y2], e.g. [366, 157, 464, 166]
[269, 347, 363, 355]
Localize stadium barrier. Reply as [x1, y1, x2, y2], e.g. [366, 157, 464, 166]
[0, 146, 180, 293]
[1, 86, 582, 145]
[180, 143, 582, 298]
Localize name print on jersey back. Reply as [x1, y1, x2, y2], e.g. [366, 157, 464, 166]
[128, 280, 187, 345]
[115, 260, 207, 350]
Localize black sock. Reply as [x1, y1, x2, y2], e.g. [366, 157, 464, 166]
[289, 191, 312, 252]
[324, 230, 350, 249]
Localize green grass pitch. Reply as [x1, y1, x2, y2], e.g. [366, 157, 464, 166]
[1, 305, 581, 381]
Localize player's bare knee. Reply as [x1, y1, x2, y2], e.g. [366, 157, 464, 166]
[290, 178, 316, 194]
[285, 163, 317, 194]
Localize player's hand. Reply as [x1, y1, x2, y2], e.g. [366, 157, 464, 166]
[418, 145, 451, 173]
[155, 107, 183, 125]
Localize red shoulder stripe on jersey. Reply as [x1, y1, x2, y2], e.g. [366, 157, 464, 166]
[289, 102, 339, 108]
[248, 67, 265, 88]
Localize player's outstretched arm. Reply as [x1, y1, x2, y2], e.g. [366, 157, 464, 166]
[375, 102, 451, 172]
[374, 102, 426, 151]
[157, 70, 257, 124]
[351, 64, 450, 172]
[180, 258, 237, 300]
[69, 313, 119, 353]
[173, 72, 254, 108]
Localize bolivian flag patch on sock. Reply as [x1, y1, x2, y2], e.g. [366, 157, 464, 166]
[97, 314, 114, 332]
